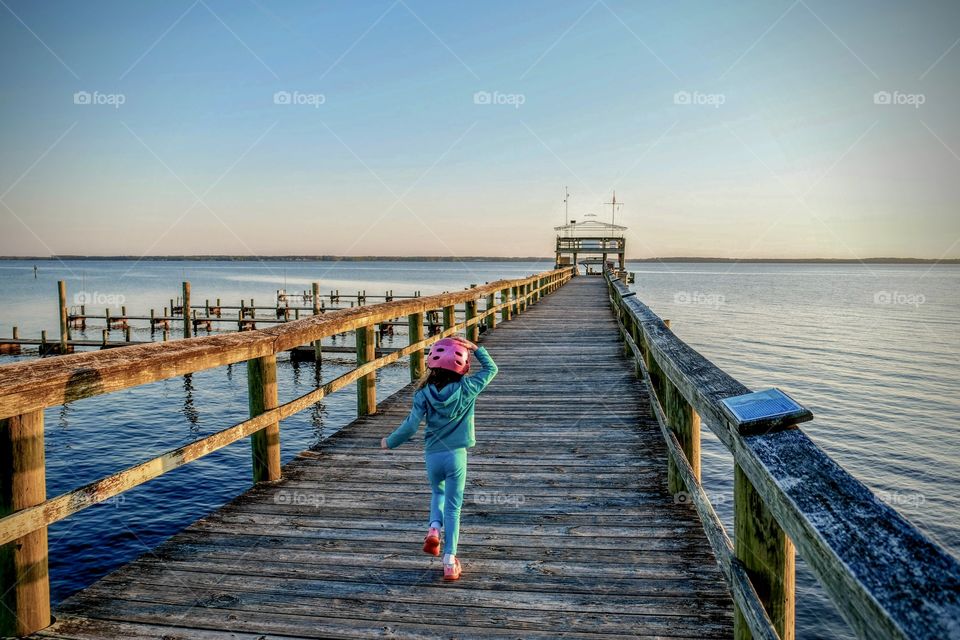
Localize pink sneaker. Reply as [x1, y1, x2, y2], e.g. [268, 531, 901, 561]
[423, 528, 440, 556]
[443, 558, 462, 581]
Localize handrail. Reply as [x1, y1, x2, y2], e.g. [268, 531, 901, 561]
[604, 270, 960, 640]
[0, 267, 574, 636]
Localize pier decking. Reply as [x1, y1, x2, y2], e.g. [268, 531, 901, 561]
[36, 277, 732, 639]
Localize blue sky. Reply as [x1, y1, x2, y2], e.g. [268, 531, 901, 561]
[1, 0, 958, 258]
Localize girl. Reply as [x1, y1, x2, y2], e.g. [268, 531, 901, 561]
[380, 335, 498, 581]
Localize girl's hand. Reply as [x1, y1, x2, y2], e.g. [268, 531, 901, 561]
[380, 437, 389, 449]
[452, 336, 478, 351]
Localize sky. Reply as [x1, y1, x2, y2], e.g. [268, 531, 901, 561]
[0, 0, 958, 259]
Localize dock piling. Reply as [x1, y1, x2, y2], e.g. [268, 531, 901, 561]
[356, 326, 376, 415]
[57, 281, 68, 353]
[182, 282, 191, 339]
[0, 409, 51, 637]
[408, 313, 424, 382]
[247, 355, 280, 483]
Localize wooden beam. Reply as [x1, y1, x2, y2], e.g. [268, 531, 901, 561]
[465, 299, 478, 342]
[735, 464, 795, 640]
[247, 355, 280, 483]
[408, 313, 424, 382]
[0, 409, 50, 637]
[356, 326, 376, 416]
[182, 282, 192, 339]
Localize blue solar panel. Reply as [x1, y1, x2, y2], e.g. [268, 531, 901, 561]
[720, 388, 810, 429]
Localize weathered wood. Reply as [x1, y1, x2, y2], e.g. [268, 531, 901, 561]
[311, 281, 322, 361]
[666, 378, 701, 495]
[735, 464, 795, 640]
[465, 298, 478, 342]
[0, 409, 50, 637]
[501, 287, 511, 322]
[407, 312, 424, 382]
[355, 325, 376, 416]
[247, 355, 280, 483]
[485, 293, 496, 330]
[442, 304, 455, 333]
[57, 281, 68, 352]
[182, 281, 191, 339]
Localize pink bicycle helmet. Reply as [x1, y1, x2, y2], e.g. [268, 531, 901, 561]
[427, 338, 470, 375]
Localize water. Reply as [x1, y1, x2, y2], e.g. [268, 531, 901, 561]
[1, 259, 957, 639]
[626, 262, 960, 639]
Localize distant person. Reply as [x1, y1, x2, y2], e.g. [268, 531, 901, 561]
[33, 265, 38, 278]
[380, 335, 497, 581]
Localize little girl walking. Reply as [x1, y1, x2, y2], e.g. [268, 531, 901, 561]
[380, 335, 498, 581]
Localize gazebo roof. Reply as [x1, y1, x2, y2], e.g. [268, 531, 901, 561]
[554, 219, 626, 234]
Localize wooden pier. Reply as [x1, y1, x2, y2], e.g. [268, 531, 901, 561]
[0, 268, 957, 639]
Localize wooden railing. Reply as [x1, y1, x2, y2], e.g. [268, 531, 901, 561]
[604, 270, 960, 640]
[0, 267, 574, 636]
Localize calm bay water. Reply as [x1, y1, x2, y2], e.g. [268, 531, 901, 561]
[0, 259, 956, 639]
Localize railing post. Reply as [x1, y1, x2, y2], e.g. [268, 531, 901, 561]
[0, 409, 51, 637]
[312, 282, 322, 362]
[182, 281, 192, 339]
[511, 286, 519, 315]
[408, 312, 424, 382]
[501, 288, 511, 322]
[442, 305, 455, 332]
[665, 382, 701, 494]
[247, 354, 281, 483]
[735, 464, 796, 640]
[465, 298, 478, 342]
[57, 281, 69, 353]
[356, 325, 376, 415]
[485, 293, 496, 330]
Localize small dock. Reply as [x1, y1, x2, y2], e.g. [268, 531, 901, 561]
[35, 277, 733, 639]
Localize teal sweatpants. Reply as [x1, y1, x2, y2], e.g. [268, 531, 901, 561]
[425, 448, 467, 556]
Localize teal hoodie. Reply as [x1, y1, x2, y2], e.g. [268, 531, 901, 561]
[385, 346, 498, 452]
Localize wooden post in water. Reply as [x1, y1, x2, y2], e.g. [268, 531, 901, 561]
[408, 312, 424, 382]
[182, 282, 191, 339]
[734, 465, 795, 640]
[465, 298, 478, 342]
[356, 326, 376, 415]
[247, 355, 281, 483]
[485, 293, 496, 330]
[57, 281, 68, 352]
[0, 409, 51, 637]
[311, 282, 322, 362]
[442, 305, 455, 333]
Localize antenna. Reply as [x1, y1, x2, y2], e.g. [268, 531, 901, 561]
[604, 191, 624, 227]
[563, 186, 570, 226]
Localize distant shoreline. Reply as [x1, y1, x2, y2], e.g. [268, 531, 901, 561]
[0, 255, 957, 264]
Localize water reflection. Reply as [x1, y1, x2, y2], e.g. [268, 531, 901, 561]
[181, 374, 200, 432]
